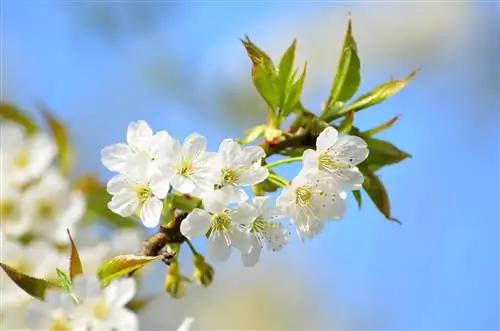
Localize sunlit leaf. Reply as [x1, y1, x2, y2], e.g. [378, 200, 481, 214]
[0, 103, 38, 134]
[364, 138, 411, 169]
[241, 36, 279, 111]
[338, 110, 354, 134]
[282, 62, 307, 117]
[0, 262, 59, 300]
[278, 39, 297, 104]
[97, 255, 161, 286]
[40, 106, 73, 174]
[342, 70, 418, 114]
[360, 166, 401, 224]
[327, 19, 361, 108]
[363, 115, 400, 137]
[67, 230, 83, 280]
[237, 124, 266, 144]
[352, 190, 362, 209]
[56, 268, 72, 292]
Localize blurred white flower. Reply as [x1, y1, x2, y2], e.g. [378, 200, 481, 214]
[216, 139, 268, 202]
[26, 289, 81, 331]
[107, 153, 170, 228]
[241, 196, 289, 267]
[177, 317, 194, 331]
[180, 187, 256, 264]
[101, 120, 174, 174]
[302, 127, 368, 190]
[0, 121, 56, 185]
[23, 168, 85, 244]
[72, 275, 138, 331]
[276, 170, 346, 239]
[0, 180, 31, 238]
[157, 133, 219, 198]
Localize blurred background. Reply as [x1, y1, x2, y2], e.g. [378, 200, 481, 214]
[2, 1, 498, 330]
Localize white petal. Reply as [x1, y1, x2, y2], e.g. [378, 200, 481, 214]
[222, 185, 248, 204]
[218, 139, 241, 167]
[237, 166, 268, 185]
[207, 232, 232, 264]
[0, 122, 24, 151]
[171, 174, 196, 194]
[149, 172, 171, 198]
[177, 317, 195, 331]
[106, 174, 128, 195]
[331, 167, 365, 190]
[108, 190, 139, 217]
[139, 198, 162, 228]
[231, 202, 258, 226]
[252, 196, 269, 213]
[331, 135, 369, 165]
[183, 133, 207, 159]
[149, 130, 176, 156]
[105, 278, 136, 308]
[101, 143, 133, 173]
[106, 308, 139, 331]
[44, 289, 74, 312]
[127, 120, 153, 149]
[241, 235, 262, 267]
[302, 149, 319, 171]
[203, 188, 231, 214]
[231, 228, 253, 254]
[241, 145, 265, 165]
[313, 192, 346, 221]
[316, 126, 339, 151]
[73, 275, 102, 301]
[125, 153, 154, 185]
[180, 209, 211, 239]
[28, 133, 57, 173]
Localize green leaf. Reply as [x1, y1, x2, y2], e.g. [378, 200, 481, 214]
[238, 124, 266, 144]
[352, 190, 362, 209]
[126, 297, 155, 312]
[327, 19, 361, 108]
[338, 110, 354, 134]
[282, 62, 307, 117]
[364, 138, 411, 169]
[278, 39, 297, 103]
[56, 268, 72, 292]
[97, 255, 161, 286]
[342, 70, 418, 114]
[40, 107, 73, 174]
[360, 166, 401, 224]
[241, 36, 279, 111]
[0, 103, 38, 134]
[0, 262, 59, 300]
[67, 230, 83, 280]
[363, 115, 400, 137]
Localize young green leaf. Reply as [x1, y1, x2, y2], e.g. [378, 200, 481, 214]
[126, 297, 155, 312]
[338, 110, 354, 134]
[278, 39, 297, 103]
[363, 115, 400, 137]
[0, 103, 38, 134]
[238, 124, 266, 144]
[360, 166, 401, 224]
[241, 37, 279, 111]
[40, 107, 73, 174]
[0, 262, 60, 301]
[364, 138, 411, 169]
[97, 255, 161, 286]
[282, 62, 307, 117]
[327, 19, 361, 108]
[342, 70, 418, 114]
[352, 190, 362, 209]
[56, 268, 72, 292]
[67, 230, 83, 280]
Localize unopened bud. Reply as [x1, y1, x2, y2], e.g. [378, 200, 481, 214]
[192, 254, 214, 287]
[165, 261, 189, 299]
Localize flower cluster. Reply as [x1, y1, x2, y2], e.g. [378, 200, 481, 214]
[25, 275, 193, 331]
[102, 122, 368, 266]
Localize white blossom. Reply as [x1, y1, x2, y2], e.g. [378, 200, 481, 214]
[26, 289, 81, 331]
[22, 168, 85, 244]
[276, 170, 346, 240]
[0, 121, 56, 185]
[157, 133, 219, 198]
[241, 196, 289, 267]
[216, 139, 268, 202]
[302, 126, 369, 190]
[72, 275, 138, 331]
[101, 120, 174, 174]
[177, 317, 194, 331]
[180, 187, 256, 263]
[107, 154, 170, 228]
[0, 179, 31, 238]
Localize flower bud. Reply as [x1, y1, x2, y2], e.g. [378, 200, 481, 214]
[192, 254, 214, 287]
[165, 260, 189, 299]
